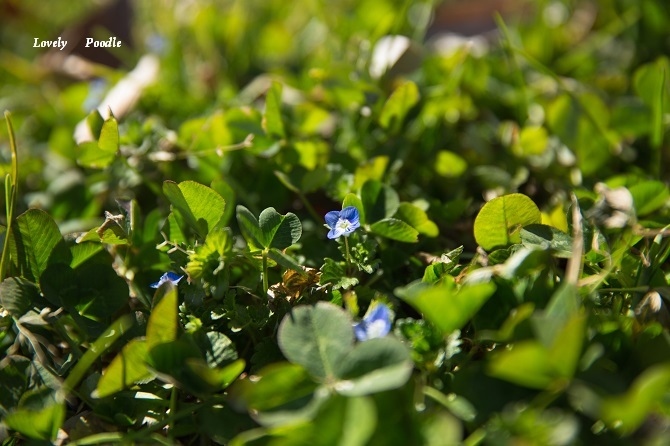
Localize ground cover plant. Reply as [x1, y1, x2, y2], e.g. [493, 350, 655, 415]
[2, 0, 670, 444]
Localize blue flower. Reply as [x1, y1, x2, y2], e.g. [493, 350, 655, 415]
[353, 303, 392, 342]
[150, 272, 184, 288]
[325, 206, 361, 239]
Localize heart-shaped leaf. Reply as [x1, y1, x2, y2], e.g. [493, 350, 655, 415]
[259, 207, 302, 250]
[278, 302, 354, 380]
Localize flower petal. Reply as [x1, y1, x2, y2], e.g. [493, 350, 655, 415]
[327, 226, 345, 239]
[325, 211, 341, 229]
[365, 303, 391, 324]
[363, 303, 392, 338]
[344, 219, 360, 234]
[340, 206, 360, 224]
[150, 272, 183, 289]
[353, 321, 368, 342]
[165, 272, 183, 283]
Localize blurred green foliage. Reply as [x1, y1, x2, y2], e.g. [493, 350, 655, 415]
[2, 0, 670, 444]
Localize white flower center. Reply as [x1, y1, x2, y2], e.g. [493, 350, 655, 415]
[366, 319, 388, 339]
[336, 218, 351, 230]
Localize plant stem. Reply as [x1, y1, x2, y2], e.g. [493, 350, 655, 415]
[262, 249, 269, 297]
[298, 191, 322, 225]
[344, 237, 352, 274]
[1, 111, 18, 281]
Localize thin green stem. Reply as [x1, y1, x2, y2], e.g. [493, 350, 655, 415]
[298, 191, 322, 225]
[262, 249, 269, 297]
[1, 111, 19, 281]
[344, 236, 352, 274]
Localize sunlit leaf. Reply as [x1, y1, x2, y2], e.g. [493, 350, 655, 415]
[146, 283, 178, 348]
[474, 193, 542, 251]
[601, 363, 670, 434]
[264, 81, 286, 138]
[370, 218, 419, 242]
[379, 80, 420, 129]
[398, 282, 496, 336]
[163, 180, 226, 239]
[15, 209, 66, 282]
[96, 339, 152, 398]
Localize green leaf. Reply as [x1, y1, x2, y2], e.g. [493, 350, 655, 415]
[0, 356, 30, 413]
[181, 357, 245, 393]
[86, 109, 104, 139]
[236, 205, 265, 250]
[264, 81, 286, 138]
[3, 387, 64, 441]
[520, 224, 573, 258]
[147, 340, 222, 395]
[77, 219, 129, 245]
[63, 315, 134, 393]
[198, 331, 238, 367]
[319, 258, 359, 290]
[601, 363, 670, 435]
[41, 263, 128, 320]
[342, 193, 366, 226]
[146, 283, 178, 348]
[533, 283, 581, 348]
[336, 396, 377, 446]
[547, 314, 585, 380]
[361, 180, 399, 224]
[216, 358, 246, 389]
[513, 126, 549, 157]
[69, 242, 104, 269]
[370, 218, 419, 242]
[498, 248, 551, 281]
[633, 57, 670, 150]
[274, 170, 300, 193]
[77, 116, 119, 168]
[99, 114, 119, 151]
[210, 178, 236, 226]
[353, 156, 389, 190]
[435, 150, 467, 178]
[75, 263, 129, 320]
[546, 93, 611, 175]
[334, 337, 413, 396]
[259, 207, 302, 250]
[232, 362, 319, 412]
[278, 302, 355, 380]
[395, 202, 439, 237]
[15, 209, 65, 282]
[488, 312, 585, 390]
[379, 80, 420, 129]
[163, 180, 226, 239]
[487, 342, 555, 389]
[179, 112, 233, 152]
[161, 212, 187, 245]
[423, 386, 477, 422]
[0, 277, 39, 317]
[95, 339, 152, 398]
[398, 282, 496, 336]
[629, 180, 670, 217]
[268, 248, 307, 276]
[473, 193, 542, 251]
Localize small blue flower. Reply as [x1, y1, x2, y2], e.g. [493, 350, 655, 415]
[325, 206, 361, 239]
[353, 303, 392, 342]
[150, 272, 184, 289]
